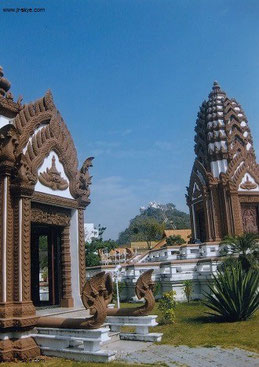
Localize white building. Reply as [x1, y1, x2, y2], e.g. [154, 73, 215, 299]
[86, 235, 222, 302]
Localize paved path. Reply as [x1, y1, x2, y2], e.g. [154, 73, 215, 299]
[106, 342, 258, 367]
[36, 307, 87, 317]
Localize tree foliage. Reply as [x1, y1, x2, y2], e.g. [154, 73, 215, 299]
[131, 217, 165, 249]
[166, 235, 186, 246]
[219, 233, 259, 271]
[203, 264, 259, 322]
[85, 227, 118, 267]
[117, 202, 190, 245]
[183, 280, 193, 303]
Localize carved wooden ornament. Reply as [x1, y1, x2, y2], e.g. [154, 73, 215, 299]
[39, 155, 69, 191]
[240, 175, 257, 190]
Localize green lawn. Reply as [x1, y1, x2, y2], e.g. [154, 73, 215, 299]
[2, 301, 258, 367]
[151, 301, 259, 353]
[1, 360, 152, 367]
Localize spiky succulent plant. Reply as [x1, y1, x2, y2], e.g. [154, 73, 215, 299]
[203, 264, 259, 322]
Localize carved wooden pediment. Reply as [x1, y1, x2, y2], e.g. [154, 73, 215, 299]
[31, 203, 70, 226]
[0, 89, 93, 208]
[39, 155, 69, 191]
[193, 185, 202, 199]
[240, 175, 257, 190]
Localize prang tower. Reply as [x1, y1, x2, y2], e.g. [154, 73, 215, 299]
[186, 82, 259, 242]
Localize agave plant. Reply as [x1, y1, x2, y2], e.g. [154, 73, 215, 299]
[203, 264, 259, 322]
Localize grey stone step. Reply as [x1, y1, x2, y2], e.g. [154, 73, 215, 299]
[101, 332, 120, 345]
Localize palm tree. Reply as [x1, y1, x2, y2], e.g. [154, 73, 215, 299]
[220, 233, 259, 271]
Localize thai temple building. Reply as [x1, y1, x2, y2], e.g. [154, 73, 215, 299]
[1, 65, 258, 361]
[87, 82, 259, 302]
[186, 81, 259, 242]
[0, 66, 92, 360]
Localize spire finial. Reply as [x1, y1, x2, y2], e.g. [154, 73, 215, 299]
[0, 66, 11, 97]
[209, 80, 226, 97]
[212, 80, 220, 91]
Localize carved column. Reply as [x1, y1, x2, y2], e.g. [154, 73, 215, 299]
[78, 208, 86, 293]
[229, 192, 243, 235]
[60, 225, 74, 307]
[0, 174, 13, 324]
[0, 181, 39, 361]
[203, 192, 213, 242]
[189, 205, 195, 243]
[209, 186, 222, 241]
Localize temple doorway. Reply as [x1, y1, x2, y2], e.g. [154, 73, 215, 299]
[31, 224, 62, 307]
[196, 207, 206, 242]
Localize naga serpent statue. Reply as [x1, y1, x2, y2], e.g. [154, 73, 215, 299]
[102, 269, 155, 317]
[36, 269, 156, 329]
[37, 271, 110, 329]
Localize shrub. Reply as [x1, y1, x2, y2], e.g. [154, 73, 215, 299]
[183, 280, 193, 303]
[154, 282, 162, 298]
[112, 281, 126, 302]
[220, 233, 259, 271]
[158, 290, 177, 324]
[203, 264, 259, 322]
[166, 235, 185, 246]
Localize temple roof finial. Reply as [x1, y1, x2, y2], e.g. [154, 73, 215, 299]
[0, 66, 11, 97]
[213, 80, 220, 90]
[209, 80, 226, 97]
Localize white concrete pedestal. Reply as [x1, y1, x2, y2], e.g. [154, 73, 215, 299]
[33, 327, 116, 362]
[106, 315, 163, 342]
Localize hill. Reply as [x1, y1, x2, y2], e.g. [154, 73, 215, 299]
[117, 202, 190, 245]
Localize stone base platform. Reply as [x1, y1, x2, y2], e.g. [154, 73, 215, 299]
[106, 315, 163, 342]
[120, 332, 162, 342]
[33, 327, 116, 363]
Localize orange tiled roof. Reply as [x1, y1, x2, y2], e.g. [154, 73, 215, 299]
[151, 229, 191, 251]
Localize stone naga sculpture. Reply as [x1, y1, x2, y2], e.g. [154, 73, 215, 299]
[37, 272, 109, 329]
[105, 269, 155, 316]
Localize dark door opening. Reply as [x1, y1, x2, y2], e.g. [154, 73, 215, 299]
[196, 209, 206, 242]
[31, 224, 62, 307]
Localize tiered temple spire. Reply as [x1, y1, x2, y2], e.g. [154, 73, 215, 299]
[194, 81, 254, 178]
[187, 82, 259, 243]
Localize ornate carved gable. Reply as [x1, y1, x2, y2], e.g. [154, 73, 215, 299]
[0, 67, 93, 208]
[186, 159, 209, 203]
[239, 174, 258, 191]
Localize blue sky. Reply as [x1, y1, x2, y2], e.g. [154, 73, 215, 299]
[1, 0, 259, 239]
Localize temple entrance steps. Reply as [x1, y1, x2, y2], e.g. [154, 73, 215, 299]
[32, 327, 116, 363]
[101, 331, 120, 345]
[105, 315, 163, 342]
